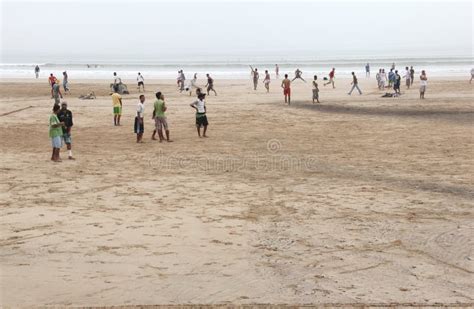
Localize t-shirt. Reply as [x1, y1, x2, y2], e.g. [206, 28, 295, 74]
[137, 75, 144, 82]
[193, 99, 206, 113]
[57, 109, 73, 132]
[420, 76, 427, 86]
[136, 102, 145, 118]
[52, 83, 61, 95]
[312, 81, 319, 91]
[154, 99, 166, 118]
[49, 114, 63, 138]
[49, 76, 57, 85]
[329, 70, 335, 78]
[111, 93, 122, 107]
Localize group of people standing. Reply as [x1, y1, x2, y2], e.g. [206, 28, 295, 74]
[374, 64, 427, 98]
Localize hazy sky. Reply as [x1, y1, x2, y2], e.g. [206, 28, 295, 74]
[1, 0, 472, 61]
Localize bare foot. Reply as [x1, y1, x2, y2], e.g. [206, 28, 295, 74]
[68, 156, 75, 160]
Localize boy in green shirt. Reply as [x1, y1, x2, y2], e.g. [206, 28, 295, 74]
[152, 92, 172, 142]
[50, 104, 65, 162]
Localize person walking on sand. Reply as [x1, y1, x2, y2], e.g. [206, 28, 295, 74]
[205, 73, 217, 96]
[348, 72, 362, 95]
[403, 67, 411, 89]
[57, 102, 75, 160]
[394, 70, 401, 94]
[250, 66, 259, 90]
[111, 86, 122, 126]
[324, 68, 335, 88]
[190, 93, 209, 138]
[365, 63, 370, 77]
[49, 104, 65, 162]
[419, 70, 427, 99]
[62, 71, 70, 94]
[410, 66, 415, 86]
[49, 73, 58, 98]
[152, 92, 172, 142]
[263, 70, 271, 92]
[52, 82, 63, 105]
[312, 75, 320, 104]
[292, 68, 306, 82]
[275, 64, 279, 78]
[135, 95, 145, 143]
[137, 72, 145, 92]
[35, 65, 40, 79]
[281, 74, 291, 105]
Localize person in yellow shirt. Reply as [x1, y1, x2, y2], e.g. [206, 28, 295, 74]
[111, 87, 122, 126]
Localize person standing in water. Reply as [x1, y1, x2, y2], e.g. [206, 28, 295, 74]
[35, 65, 40, 78]
[250, 66, 259, 90]
[419, 70, 427, 99]
[281, 74, 291, 105]
[312, 75, 320, 104]
[263, 70, 271, 93]
[324, 68, 336, 88]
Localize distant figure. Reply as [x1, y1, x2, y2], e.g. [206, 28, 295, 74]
[57, 102, 74, 160]
[292, 68, 306, 82]
[348, 72, 362, 95]
[190, 93, 209, 138]
[376, 69, 382, 89]
[419, 70, 427, 99]
[250, 66, 259, 90]
[177, 70, 183, 88]
[179, 70, 186, 92]
[275, 64, 279, 78]
[135, 95, 145, 143]
[35, 65, 40, 78]
[312, 75, 320, 104]
[111, 86, 122, 126]
[281, 74, 291, 104]
[380, 69, 387, 89]
[205, 74, 217, 96]
[388, 68, 395, 89]
[137, 72, 145, 92]
[365, 63, 370, 77]
[391, 62, 396, 70]
[48, 73, 58, 98]
[49, 104, 65, 163]
[113, 72, 121, 87]
[62, 71, 70, 94]
[470, 68, 474, 83]
[263, 70, 271, 92]
[324, 68, 335, 88]
[403, 67, 411, 89]
[394, 70, 401, 94]
[410, 66, 415, 86]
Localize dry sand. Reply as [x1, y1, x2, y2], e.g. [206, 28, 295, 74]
[0, 76, 473, 307]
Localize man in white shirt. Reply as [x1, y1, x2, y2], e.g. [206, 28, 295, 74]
[190, 93, 208, 138]
[135, 95, 145, 143]
[403, 67, 411, 89]
[137, 72, 145, 92]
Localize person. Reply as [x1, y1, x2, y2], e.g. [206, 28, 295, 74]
[403, 67, 411, 89]
[111, 87, 122, 126]
[394, 70, 401, 94]
[324, 68, 335, 88]
[419, 70, 427, 99]
[52, 82, 62, 105]
[312, 75, 320, 103]
[190, 93, 208, 138]
[410, 66, 415, 86]
[348, 72, 362, 95]
[135, 95, 145, 143]
[176, 70, 183, 88]
[281, 74, 291, 104]
[250, 66, 259, 90]
[62, 71, 70, 94]
[292, 68, 306, 82]
[137, 72, 145, 92]
[48, 73, 58, 98]
[376, 69, 382, 89]
[49, 104, 65, 162]
[35, 65, 40, 78]
[152, 92, 172, 142]
[275, 64, 279, 78]
[365, 63, 370, 77]
[470, 68, 474, 83]
[205, 73, 217, 96]
[388, 68, 395, 88]
[179, 70, 186, 92]
[57, 102, 74, 159]
[391, 62, 396, 70]
[185, 73, 198, 96]
[113, 72, 121, 88]
[263, 70, 271, 92]
[380, 69, 387, 89]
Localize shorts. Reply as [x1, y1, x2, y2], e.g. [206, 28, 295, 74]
[134, 117, 144, 134]
[155, 116, 168, 131]
[406, 79, 411, 86]
[51, 136, 62, 148]
[207, 85, 214, 91]
[283, 88, 291, 96]
[312, 89, 319, 99]
[62, 132, 72, 144]
[138, 81, 144, 87]
[113, 106, 122, 115]
[420, 85, 426, 93]
[196, 113, 208, 127]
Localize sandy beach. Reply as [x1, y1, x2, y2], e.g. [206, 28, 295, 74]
[0, 76, 473, 306]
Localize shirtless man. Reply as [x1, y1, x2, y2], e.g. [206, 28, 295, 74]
[292, 68, 306, 82]
[250, 66, 259, 90]
[281, 74, 291, 105]
[263, 70, 271, 93]
[205, 73, 217, 96]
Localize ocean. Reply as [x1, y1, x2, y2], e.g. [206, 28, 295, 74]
[1, 55, 472, 80]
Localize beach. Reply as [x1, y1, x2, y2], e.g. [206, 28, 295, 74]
[1, 77, 473, 306]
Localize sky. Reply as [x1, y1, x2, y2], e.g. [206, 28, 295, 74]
[1, 0, 472, 62]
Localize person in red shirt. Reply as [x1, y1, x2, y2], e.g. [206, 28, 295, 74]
[48, 73, 60, 98]
[324, 68, 336, 88]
